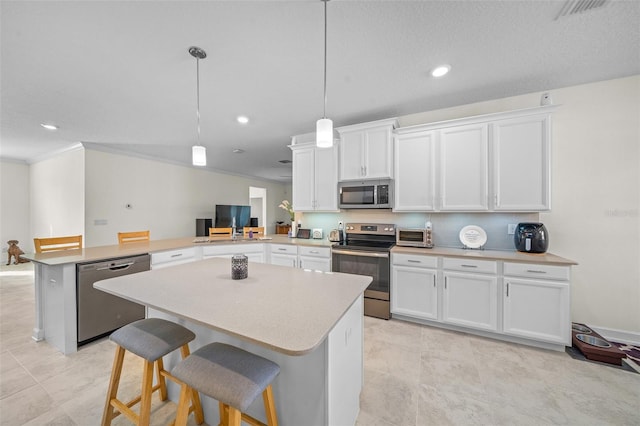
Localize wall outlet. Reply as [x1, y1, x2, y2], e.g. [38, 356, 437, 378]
[507, 223, 517, 235]
[338, 220, 343, 230]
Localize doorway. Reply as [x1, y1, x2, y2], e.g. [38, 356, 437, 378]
[249, 187, 267, 230]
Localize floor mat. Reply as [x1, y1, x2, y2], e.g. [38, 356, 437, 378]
[611, 341, 640, 373]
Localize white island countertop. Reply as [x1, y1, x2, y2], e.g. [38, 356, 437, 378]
[95, 257, 371, 356]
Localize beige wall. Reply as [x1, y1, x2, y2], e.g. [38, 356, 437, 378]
[84, 149, 289, 246]
[30, 146, 85, 251]
[404, 75, 640, 334]
[0, 160, 31, 254]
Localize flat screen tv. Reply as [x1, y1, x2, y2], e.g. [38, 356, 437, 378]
[215, 205, 251, 229]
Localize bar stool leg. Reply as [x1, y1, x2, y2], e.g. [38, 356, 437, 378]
[263, 384, 279, 426]
[102, 345, 125, 426]
[228, 407, 242, 426]
[218, 401, 228, 426]
[138, 360, 155, 425]
[155, 357, 168, 401]
[175, 384, 192, 426]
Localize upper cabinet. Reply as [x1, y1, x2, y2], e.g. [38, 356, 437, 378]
[337, 118, 398, 181]
[491, 113, 552, 211]
[393, 106, 557, 212]
[439, 123, 489, 211]
[290, 133, 339, 212]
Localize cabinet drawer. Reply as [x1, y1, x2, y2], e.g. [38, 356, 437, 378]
[203, 243, 263, 257]
[270, 244, 297, 255]
[152, 247, 196, 265]
[442, 257, 496, 274]
[392, 253, 437, 269]
[504, 262, 570, 281]
[298, 246, 330, 258]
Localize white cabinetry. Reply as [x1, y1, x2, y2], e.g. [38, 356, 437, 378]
[392, 106, 556, 212]
[439, 123, 489, 211]
[491, 113, 551, 211]
[203, 244, 265, 263]
[151, 247, 198, 269]
[442, 258, 498, 332]
[290, 138, 338, 212]
[393, 130, 437, 211]
[269, 244, 331, 272]
[298, 246, 331, 272]
[503, 262, 570, 344]
[337, 118, 398, 181]
[391, 253, 438, 320]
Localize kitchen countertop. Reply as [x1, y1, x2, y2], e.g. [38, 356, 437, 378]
[21, 235, 334, 266]
[22, 234, 576, 266]
[391, 245, 577, 265]
[94, 257, 371, 355]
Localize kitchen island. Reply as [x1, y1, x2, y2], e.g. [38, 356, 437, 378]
[95, 257, 371, 426]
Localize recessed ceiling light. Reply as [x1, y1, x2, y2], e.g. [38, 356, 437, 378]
[40, 123, 58, 130]
[233, 148, 245, 154]
[431, 65, 451, 78]
[236, 115, 249, 124]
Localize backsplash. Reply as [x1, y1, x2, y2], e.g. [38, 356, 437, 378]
[296, 211, 540, 251]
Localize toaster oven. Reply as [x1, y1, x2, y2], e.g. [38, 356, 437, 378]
[396, 228, 433, 248]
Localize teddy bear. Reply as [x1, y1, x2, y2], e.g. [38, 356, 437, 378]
[6, 240, 30, 265]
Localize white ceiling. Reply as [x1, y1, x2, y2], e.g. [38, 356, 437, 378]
[1, 0, 639, 182]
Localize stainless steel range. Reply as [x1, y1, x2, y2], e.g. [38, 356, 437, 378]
[331, 223, 395, 319]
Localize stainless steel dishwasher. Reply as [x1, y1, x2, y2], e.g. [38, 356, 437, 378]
[76, 254, 150, 345]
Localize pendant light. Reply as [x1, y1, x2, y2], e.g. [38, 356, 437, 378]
[189, 46, 207, 166]
[316, 0, 333, 148]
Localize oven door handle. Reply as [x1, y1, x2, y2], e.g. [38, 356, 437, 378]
[332, 249, 389, 258]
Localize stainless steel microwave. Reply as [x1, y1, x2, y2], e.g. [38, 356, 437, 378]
[338, 179, 393, 209]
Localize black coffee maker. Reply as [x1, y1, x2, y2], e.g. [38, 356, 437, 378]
[514, 223, 549, 253]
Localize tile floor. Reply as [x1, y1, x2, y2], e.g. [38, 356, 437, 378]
[1, 263, 638, 425]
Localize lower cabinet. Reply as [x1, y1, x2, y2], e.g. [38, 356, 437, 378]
[151, 247, 198, 269]
[390, 252, 571, 349]
[503, 262, 571, 345]
[391, 254, 438, 320]
[269, 244, 331, 272]
[442, 271, 498, 332]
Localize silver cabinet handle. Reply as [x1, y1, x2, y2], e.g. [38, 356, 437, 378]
[97, 262, 134, 271]
[278, 248, 287, 251]
[506, 282, 510, 297]
[407, 259, 421, 263]
[171, 253, 183, 258]
[444, 276, 447, 289]
[461, 264, 478, 268]
[526, 269, 547, 274]
[433, 275, 436, 287]
[309, 250, 319, 254]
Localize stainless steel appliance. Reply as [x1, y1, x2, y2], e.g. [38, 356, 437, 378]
[338, 179, 393, 209]
[76, 254, 150, 345]
[514, 223, 549, 253]
[331, 223, 395, 319]
[396, 227, 433, 248]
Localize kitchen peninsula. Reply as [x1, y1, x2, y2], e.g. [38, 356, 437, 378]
[96, 258, 371, 426]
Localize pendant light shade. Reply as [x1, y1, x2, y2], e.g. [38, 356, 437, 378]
[192, 145, 207, 166]
[316, 0, 333, 148]
[316, 118, 333, 148]
[189, 46, 207, 166]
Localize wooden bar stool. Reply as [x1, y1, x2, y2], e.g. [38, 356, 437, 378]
[172, 342, 280, 426]
[102, 318, 204, 426]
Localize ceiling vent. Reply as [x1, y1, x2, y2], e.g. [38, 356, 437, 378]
[556, 0, 610, 19]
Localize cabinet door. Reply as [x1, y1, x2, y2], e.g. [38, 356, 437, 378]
[299, 256, 331, 272]
[394, 131, 436, 211]
[442, 272, 497, 331]
[270, 253, 297, 268]
[314, 145, 339, 211]
[492, 114, 551, 211]
[292, 147, 316, 211]
[439, 124, 489, 211]
[365, 127, 394, 179]
[339, 131, 365, 180]
[391, 265, 438, 320]
[503, 278, 570, 344]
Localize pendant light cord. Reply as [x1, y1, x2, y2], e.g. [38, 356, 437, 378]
[196, 56, 201, 144]
[322, 0, 328, 119]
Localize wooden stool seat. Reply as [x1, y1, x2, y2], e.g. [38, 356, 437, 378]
[102, 318, 203, 426]
[172, 342, 280, 426]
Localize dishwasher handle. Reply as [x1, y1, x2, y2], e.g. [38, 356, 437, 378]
[96, 262, 135, 271]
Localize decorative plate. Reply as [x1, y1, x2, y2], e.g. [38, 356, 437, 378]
[459, 225, 487, 249]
